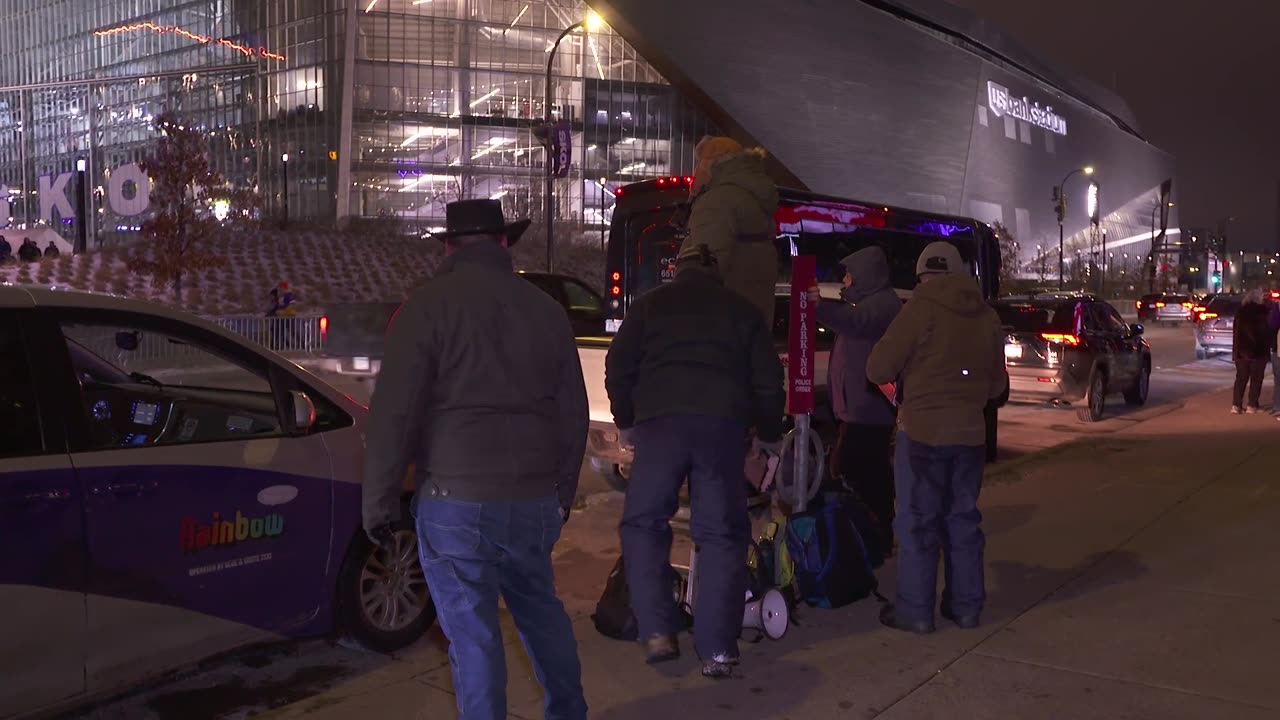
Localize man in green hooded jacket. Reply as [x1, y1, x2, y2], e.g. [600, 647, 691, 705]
[677, 136, 780, 328]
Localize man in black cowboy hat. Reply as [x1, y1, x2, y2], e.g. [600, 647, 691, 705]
[605, 243, 785, 678]
[363, 199, 589, 720]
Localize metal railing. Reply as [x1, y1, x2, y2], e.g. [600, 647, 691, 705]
[210, 315, 326, 354]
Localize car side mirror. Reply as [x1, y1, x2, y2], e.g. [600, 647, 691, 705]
[1129, 323, 1144, 336]
[288, 390, 317, 434]
[114, 330, 140, 351]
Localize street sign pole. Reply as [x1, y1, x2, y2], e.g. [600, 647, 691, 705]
[787, 256, 818, 512]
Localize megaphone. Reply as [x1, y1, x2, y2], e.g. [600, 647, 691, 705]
[742, 588, 789, 641]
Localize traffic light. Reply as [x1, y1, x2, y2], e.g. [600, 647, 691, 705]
[1211, 271, 1222, 286]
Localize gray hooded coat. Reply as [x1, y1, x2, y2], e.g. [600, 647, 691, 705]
[816, 247, 901, 426]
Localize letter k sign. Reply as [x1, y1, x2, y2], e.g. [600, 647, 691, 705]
[40, 172, 74, 222]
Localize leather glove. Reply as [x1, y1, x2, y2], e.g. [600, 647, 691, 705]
[366, 522, 396, 548]
[753, 437, 783, 457]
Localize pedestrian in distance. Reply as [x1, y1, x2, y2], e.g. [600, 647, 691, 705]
[1231, 289, 1270, 415]
[363, 199, 589, 720]
[17, 237, 40, 263]
[605, 243, 785, 678]
[867, 241, 1007, 634]
[676, 136, 781, 328]
[43, 241, 60, 258]
[808, 246, 902, 553]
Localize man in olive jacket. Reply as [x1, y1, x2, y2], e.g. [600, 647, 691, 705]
[677, 136, 780, 328]
[867, 241, 1006, 635]
[606, 244, 785, 678]
[363, 199, 588, 720]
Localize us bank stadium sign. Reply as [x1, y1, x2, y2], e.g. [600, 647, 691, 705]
[986, 81, 1068, 136]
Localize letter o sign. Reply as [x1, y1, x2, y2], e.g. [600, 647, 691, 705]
[107, 163, 151, 217]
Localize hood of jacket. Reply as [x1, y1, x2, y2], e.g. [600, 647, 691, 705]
[703, 152, 779, 217]
[912, 273, 987, 317]
[839, 247, 892, 303]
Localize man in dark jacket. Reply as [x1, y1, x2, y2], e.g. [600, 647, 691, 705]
[677, 137, 780, 327]
[363, 199, 588, 720]
[606, 244, 785, 678]
[808, 246, 901, 548]
[1231, 289, 1270, 414]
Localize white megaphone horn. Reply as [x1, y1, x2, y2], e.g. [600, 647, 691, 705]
[742, 588, 789, 641]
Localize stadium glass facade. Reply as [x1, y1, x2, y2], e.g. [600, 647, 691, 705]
[0, 0, 717, 245]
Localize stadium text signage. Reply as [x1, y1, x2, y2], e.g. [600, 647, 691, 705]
[986, 81, 1068, 136]
[0, 163, 151, 226]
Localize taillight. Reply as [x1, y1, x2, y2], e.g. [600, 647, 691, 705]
[1200, 312, 1218, 321]
[684, 176, 693, 184]
[319, 315, 328, 341]
[611, 286, 621, 296]
[1155, 302, 1166, 308]
[614, 187, 623, 196]
[1041, 333, 1081, 346]
[1135, 301, 1143, 309]
[657, 178, 666, 185]
[1182, 302, 1193, 308]
[1193, 306, 1206, 313]
[611, 271, 621, 282]
[1272, 291, 1279, 299]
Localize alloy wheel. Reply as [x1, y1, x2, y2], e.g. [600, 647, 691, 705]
[359, 530, 429, 633]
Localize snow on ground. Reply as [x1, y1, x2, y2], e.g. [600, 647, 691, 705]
[0, 227, 605, 316]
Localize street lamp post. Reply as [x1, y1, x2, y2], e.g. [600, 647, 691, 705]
[543, 12, 603, 273]
[1055, 165, 1093, 288]
[281, 153, 290, 225]
[1148, 200, 1174, 293]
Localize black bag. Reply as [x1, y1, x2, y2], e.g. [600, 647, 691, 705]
[591, 555, 690, 641]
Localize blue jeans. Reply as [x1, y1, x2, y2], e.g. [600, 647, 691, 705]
[892, 432, 986, 625]
[620, 414, 749, 661]
[415, 495, 586, 720]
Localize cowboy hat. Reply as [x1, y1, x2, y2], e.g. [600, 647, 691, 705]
[427, 199, 531, 244]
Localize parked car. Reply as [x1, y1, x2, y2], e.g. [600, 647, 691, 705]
[0, 286, 433, 719]
[1154, 293, 1195, 324]
[1194, 294, 1242, 359]
[996, 293, 1151, 422]
[317, 271, 608, 381]
[1135, 293, 1164, 322]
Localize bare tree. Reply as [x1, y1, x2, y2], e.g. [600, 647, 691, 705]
[992, 222, 1019, 289]
[127, 113, 257, 302]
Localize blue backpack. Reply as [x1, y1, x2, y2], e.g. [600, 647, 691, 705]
[784, 492, 881, 608]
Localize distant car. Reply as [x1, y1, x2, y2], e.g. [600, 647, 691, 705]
[1154, 293, 1194, 324]
[996, 293, 1151, 422]
[1135, 293, 1163, 322]
[0, 286, 433, 719]
[1191, 294, 1217, 323]
[1194, 294, 1242, 359]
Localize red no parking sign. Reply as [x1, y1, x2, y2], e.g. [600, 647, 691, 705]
[786, 256, 817, 415]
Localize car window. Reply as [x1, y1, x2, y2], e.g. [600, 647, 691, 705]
[1207, 295, 1242, 315]
[994, 303, 1076, 333]
[59, 320, 282, 451]
[563, 279, 603, 315]
[1102, 304, 1130, 333]
[0, 319, 44, 458]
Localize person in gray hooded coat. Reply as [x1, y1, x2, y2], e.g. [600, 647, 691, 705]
[808, 246, 901, 546]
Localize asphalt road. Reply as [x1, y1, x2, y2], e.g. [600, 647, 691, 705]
[996, 322, 1237, 459]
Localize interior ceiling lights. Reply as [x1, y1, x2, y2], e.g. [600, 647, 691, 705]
[94, 22, 286, 61]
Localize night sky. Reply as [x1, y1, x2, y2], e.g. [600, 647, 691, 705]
[950, 0, 1279, 251]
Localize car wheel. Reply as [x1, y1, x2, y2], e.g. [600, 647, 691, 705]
[1124, 362, 1151, 406]
[1076, 370, 1107, 422]
[1195, 346, 1207, 360]
[336, 515, 436, 653]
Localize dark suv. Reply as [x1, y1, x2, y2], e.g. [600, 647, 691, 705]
[996, 293, 1152, 422]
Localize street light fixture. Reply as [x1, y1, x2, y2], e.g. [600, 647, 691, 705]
[1054, 165, 1094, 287]
[542, 11, 604, 272]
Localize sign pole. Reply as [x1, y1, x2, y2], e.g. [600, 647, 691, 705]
[787, 256, 818, 512]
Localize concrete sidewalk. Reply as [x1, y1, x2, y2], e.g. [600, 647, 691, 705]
[251, 386, 1278, 720]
